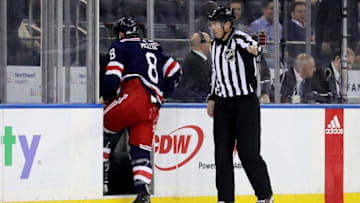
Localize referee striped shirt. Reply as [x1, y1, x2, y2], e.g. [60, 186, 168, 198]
[208, 29, 260, 99]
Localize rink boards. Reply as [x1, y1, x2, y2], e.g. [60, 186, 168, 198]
[0, 104, 359, 203]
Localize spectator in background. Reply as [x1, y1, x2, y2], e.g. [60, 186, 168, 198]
[230, 0, 249, 33]
[249, 0, 282, 69]
[292, 0, 320, 30]
[315, 0, 359, 67]
[312, 48, 355, 104]
[173, 32, 212, 102]
[287, 1, 308, 63]
[194, 1, 218, 36]
[249, 0, 282, 46]
[280, 53, 315, 103]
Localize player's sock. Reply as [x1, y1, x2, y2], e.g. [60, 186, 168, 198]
[103, 131, 117, 194]
[103, 139, 111, 194]
[129, 144, 152, 195]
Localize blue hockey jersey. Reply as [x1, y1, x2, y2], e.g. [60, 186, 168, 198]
[103, 37, 182, 104]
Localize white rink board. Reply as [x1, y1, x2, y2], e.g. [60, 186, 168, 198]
[0, 105, 359, 201]
[261, 108, 325, 195]
[154, 106, 360, 197]
[0, 110, 3, 200]
[344, 109, 360, 193]
[0, 106, 103, 201]
[154, 108, 217, 196]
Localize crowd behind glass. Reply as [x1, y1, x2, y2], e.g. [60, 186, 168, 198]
[5, 0, 360, 104]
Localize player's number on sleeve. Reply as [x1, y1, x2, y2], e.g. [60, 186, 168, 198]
[146, 52, 158, 84]
[109, 48, 116, 60]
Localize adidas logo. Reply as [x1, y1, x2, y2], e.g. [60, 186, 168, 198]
[325, 115, 343, 135]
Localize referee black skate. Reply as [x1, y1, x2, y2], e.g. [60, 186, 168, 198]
[206, 6, 273, 203]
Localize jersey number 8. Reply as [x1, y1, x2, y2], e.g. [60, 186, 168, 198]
[109, 48, 116, 60]
[145, 52, 158, 84]
[109, 49, 159, 84]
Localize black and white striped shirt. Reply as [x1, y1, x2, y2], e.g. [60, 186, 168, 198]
[208, 29, 259, 99]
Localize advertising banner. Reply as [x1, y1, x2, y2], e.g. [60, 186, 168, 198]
[325, 109, 344, 203]
[6, 66, 42, 103]
[153, 106, 359, 201]
[5, 66, 88, 103]
[154, 108, 219, 197]
[347, 70, 360, 97]
[153, 107, 326, 197]
[69, 67, 87, 103]
[0, 105, 359, 203]
[0, 106, 103, 202]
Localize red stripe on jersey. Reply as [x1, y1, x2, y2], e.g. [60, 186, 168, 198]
[133, 170, 152, 180]
[165, 61, 177, 77]
[120, 38, 141, 42]
[106, 65, 123, 72]
[152, 88, 163, 101]
[103, 152, 110, 159]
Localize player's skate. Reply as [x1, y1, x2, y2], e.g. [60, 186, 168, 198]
[256, 195, 274, 203]
[132, 193, 150, 203]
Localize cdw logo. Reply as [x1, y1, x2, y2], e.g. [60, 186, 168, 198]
[154, 125, 204, 171]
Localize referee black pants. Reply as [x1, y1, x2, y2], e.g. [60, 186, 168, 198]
[213, 93, 272, 202]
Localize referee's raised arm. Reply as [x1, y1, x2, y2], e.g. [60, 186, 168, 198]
[206, 6, 274, 203]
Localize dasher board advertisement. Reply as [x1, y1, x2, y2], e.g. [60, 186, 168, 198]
[153, 106, 360, 200]
[0, 105, 359, 203]
[0, 105, 103, 202]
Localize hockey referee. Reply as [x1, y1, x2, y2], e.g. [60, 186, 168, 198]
[206, 7, 273, 203]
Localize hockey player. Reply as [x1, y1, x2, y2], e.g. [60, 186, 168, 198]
[102, 16, 182, 203]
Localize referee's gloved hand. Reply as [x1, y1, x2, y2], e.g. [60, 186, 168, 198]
[207, 100, 215, 117]
[247, 45, 258, 56]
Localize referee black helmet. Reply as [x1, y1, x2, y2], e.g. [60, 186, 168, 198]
[208, 6, 235, 22]
[113, 16, 138, 38]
